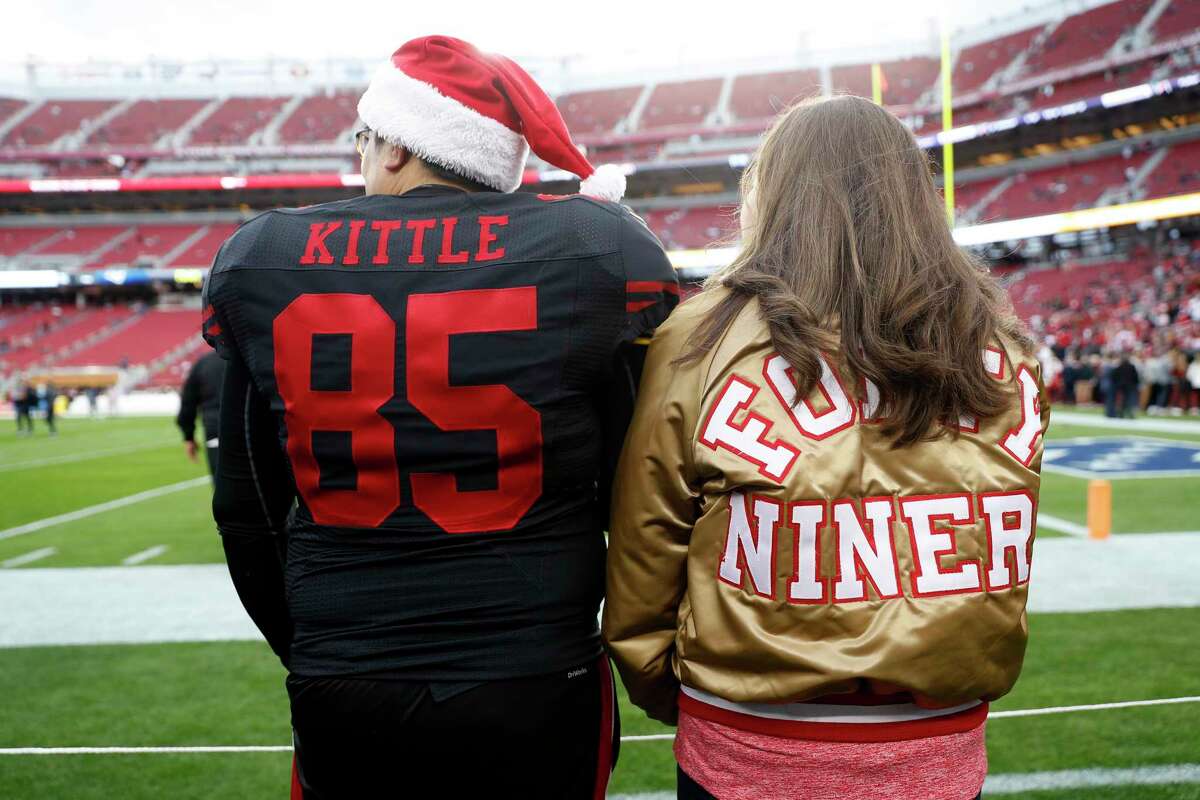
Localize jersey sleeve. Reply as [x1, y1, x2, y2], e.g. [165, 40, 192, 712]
[201, 212, 271, 359]
[618, 207, 679, 345]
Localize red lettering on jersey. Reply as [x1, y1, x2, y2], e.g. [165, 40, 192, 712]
[342, 219, 366, 266]
[300, 221, 342, 265]
[437, 217, 470, 264]
[406, 219, 436, 264]
[476, 215, 508, 262]
[371, 219, 403, 265]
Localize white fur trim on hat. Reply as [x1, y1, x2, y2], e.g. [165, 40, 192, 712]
[579, 163, 626, 203]
[357, 62, 529, 192]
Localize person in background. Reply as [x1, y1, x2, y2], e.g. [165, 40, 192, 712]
[176, 349, 226, 479]
[1100, 353, 1118, 417]
[1185, 353, 1200, 413]
[1170, 346, 1190, 414]
[13, 384, 32, 435]
[1060, 350, 1080, 405]
[1112, 352, 1140, 418]
[22, 383, 39, 434]
[1144, 349, 1171, 412]
[604, 95, 1049, 800]
[43, 382, 58, 436]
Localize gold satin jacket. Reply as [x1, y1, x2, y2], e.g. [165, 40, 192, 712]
[603, 290, 1050, 724]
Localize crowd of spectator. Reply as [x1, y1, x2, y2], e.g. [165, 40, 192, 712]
[1026, 241, 1200, 416]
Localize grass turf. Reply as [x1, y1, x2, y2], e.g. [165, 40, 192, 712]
[0, 608, 1197, 797]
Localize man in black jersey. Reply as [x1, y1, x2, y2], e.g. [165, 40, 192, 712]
[176, 349, 225, 478]
[203, 36, 677, 799]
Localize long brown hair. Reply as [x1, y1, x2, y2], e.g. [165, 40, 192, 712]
[679, 95, 1030, 447]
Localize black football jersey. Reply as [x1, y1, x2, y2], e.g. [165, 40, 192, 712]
[203, 185, 677, 679]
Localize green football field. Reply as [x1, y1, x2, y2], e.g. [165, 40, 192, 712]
[1, 414, 1198, 798]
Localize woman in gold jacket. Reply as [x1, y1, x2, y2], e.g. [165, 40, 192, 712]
[603, 95, 1050, 800]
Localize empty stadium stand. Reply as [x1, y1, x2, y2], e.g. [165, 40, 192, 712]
[556, 85, 643, 134]
[87, 99, 208, 147]
[187, 96, 288, 145]
[277, 89, 359, 143]
[952, 27, 1042, 95]
[1, 99, 116, 147]
[1144, 137, 1200, 199]
[1021, 0, 1153, 76]
[980, 151, 1151, 219]
[0, 306, 134, 371]
[1154, 0, 1200, 43]
[640, 78, 723, 129]
[58, 309, 198, 368]
[730, 69, 821, 121]
[165, 223, 239, 268]
[641, 206, 737, 250]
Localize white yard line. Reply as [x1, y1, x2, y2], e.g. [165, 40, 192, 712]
[611, 767, 1200, 798]
[984, 764, 1200, 794]
[0, 441, 169, 472]
[0, 477, 210, 542]
[1, 547, 56, 568]
[989, 695, 1200, 718]
[3, 696, 1197, 756]
[121, 545, 168, 566]
[1037, 513, 1088, 537]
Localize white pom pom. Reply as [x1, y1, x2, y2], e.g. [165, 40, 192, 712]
[579, 163, 626, 202]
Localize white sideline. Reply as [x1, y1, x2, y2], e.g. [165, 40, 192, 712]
[0, 477, 210, 542]
[1, 547, 56, 568]
[1052, 410, 1200, 434]
[0, 441, 169, 472]
[609, 767, 1200, 798]
[121, 545, 168, 566]
[984, 764, 1200, 794]
[1035, 513, 1088, 537]
[2, 696, 1196, 756]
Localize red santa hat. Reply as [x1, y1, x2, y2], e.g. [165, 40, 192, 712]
[357, 35, 625, 201]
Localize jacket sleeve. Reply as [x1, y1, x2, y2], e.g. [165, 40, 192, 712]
[212, 348, 296, 667]
[602, 317, 701, 725]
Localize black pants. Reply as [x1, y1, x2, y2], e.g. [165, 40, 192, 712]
[288, 657, 618, 799]
[677, 767, 982, 799]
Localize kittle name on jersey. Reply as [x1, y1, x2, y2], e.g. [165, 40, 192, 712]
[299, 215, 509, 267]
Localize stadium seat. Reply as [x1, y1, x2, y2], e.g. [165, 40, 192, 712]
[557, 86, 644, 134]
[187, 97, 289, 145]
[87, 99, 209, 147]
[640, 79, 723, 129]
[1021, 0, 1154, 75]
[277, 90, 360, 144]
[1, 99, 117, 147]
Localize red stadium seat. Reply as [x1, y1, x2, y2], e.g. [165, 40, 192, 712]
[188, 97, 289, 145]
[87, 99, 208, 147]
[640, 79, 723, 129]
[557, 86, 643, 134]
[278, 90, 360, 144]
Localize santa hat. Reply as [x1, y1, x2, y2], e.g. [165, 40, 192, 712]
[357, 35, 625, 201]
